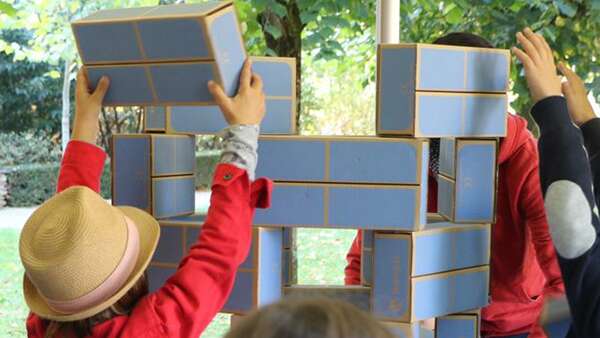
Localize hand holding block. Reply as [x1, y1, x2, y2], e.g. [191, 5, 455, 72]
[438, 139, 497, 223]
[435, 314, 480, 338]
[253, 182, 427, 231]
[377, 44, 509, 137]
[257, 136, 429, 185]
[283, 285, 371, 312]
[74, 2, 246, 105]
[164, 56, 297, 135]
[222, 227, 283, 314]
[112, 134, 195, 219]
[372, 232, 489, 322]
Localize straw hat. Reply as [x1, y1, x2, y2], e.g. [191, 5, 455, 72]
[19, 186, 160, 321]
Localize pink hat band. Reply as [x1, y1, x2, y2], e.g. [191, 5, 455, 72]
[39, 216, 140, 314]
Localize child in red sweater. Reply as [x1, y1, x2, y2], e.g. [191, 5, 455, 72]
[20, 59, 271, 338]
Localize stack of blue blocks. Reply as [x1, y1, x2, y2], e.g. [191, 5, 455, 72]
[77, 2, 508, 335]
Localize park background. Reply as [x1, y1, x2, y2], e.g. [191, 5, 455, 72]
[0, 0, 599, 336]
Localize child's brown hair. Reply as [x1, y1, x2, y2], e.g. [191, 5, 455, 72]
[43, 272, 148, 338]
[225, 297, 394, 338]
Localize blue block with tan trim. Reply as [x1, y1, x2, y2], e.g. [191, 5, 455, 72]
[73, 2, 246, 105]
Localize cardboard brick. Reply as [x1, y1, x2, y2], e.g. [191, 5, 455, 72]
[376, 91, 507, 137]
[253, 182, 427, 231]
[372, 233, 489, 322]
[438, 139, 497, 223]
[144, 106, 166, 132]
[72, 2, 245, 98]
[377, 44, 510, 94]
[163, 56, 296, 135]
[361, 230, 374, 285]
[283, 285, 371, 312]
[435, 314, 479, 338]
[158, 213, 205, 254]
[112, 134, 195, 219]
[282, 249, 292, 286]
[222, 227, 283, 314]
[256, 136, 429, 185]
[165, 98, 296, 135]
[152, 225, 184, 263]
[148, 265, 176, 292]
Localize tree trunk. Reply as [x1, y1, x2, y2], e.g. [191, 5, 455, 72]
[257, 0, 304, 131]
[60, 59, 73, 153]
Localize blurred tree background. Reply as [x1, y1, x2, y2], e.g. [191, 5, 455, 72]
[1, 0, 599, 144]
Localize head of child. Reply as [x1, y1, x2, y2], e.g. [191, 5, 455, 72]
[225, 297, 395, 338]
[19, 186, 159, 338]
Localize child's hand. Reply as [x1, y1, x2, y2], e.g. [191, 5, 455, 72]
[207, 58, 266, 125]
[512, 27, 562, 104]
[72, 68, 109, 145]
[558, 63, 596, 126]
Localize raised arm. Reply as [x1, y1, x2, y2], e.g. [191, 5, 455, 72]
[514, 27, 600, 337]
[56, 69, 109, 193]
[128, 59, 273, 337]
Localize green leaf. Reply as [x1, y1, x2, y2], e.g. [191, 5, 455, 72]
[509, 2, 525, 12]
[554, 0, 577, 17]
[0, 1, 16, 17]
[300, 11, 319, 24]
[264, 24, 282, 39]
[270, 2, 287, 18]
[446, 6, 463, 25]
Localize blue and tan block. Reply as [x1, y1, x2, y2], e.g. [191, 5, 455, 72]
[283, 285, 371, 312]
[163, 56, 296, 135]
[361, 230, 374, 285]
[372, 231, 490, 322]
[147, 213, 206, 292]
[256, 136, 429, 185]
[377, 43, 509, 94]
[76, 2, 246, 106]
[438, 139, 498, 224]
[143, 106, 166, 132]
[222, 227, 283, 314]
[435, 313, 480, 338]
[253, 182, 428, 231]
[112, 134, 195, 219]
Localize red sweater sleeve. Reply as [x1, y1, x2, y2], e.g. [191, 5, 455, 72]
[344, 230, 362, 285]
[124, 164, 272, 337]
[56, 141, 107, 193]
[517, 147, 565, 296]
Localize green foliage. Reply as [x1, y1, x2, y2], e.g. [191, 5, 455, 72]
[0, 132, 62, 167]
[0, 30, 62, 134]
[0, 229, 28, 337]
[3, 162, 111, 207]
[195, 151, 221, 189]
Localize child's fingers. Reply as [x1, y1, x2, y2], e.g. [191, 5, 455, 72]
[512, 47, 533, 69]
[558, 63, 581, 88]
[208, 80, 232, 111]
[251, 73, 263, 91]
[76, 68, 90, 96]
[516, 31, 541, 64]
[91, 76, 110, 102]
[239, 59, 252, 92]
[537, 33, 554, 61]
[561, 81, 574, 99]
[524, 28, 548, 60]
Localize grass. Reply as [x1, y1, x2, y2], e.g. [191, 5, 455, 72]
[0, 227, 357, 338]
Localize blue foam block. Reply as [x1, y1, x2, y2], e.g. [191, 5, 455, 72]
[88, 65, 154, 105]
[436, 314, 479, 338]
[282, 249, 292, 285]
[73, 2, 240, 65]
[361, 249, 373, 285]
[256, 137, 429, 185]
[372, 233, 489, 322]
[283, 286, 371, 311]
[250, 57, 295, 97]
[144, 106, 166, 131]
[152, 225, 183, 263]
[378, 44, 509, 93]
[438, 139, 497, 223]
[148, 265, 176, 292]
[253, 183, 427, 231]
[152, 176, 195, 219]
[166, 98, 295, 135]
[382, 322, 421, 338]
[222, 228, 283, 313]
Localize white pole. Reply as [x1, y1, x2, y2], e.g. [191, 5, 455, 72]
[376, 0, 400, 44]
